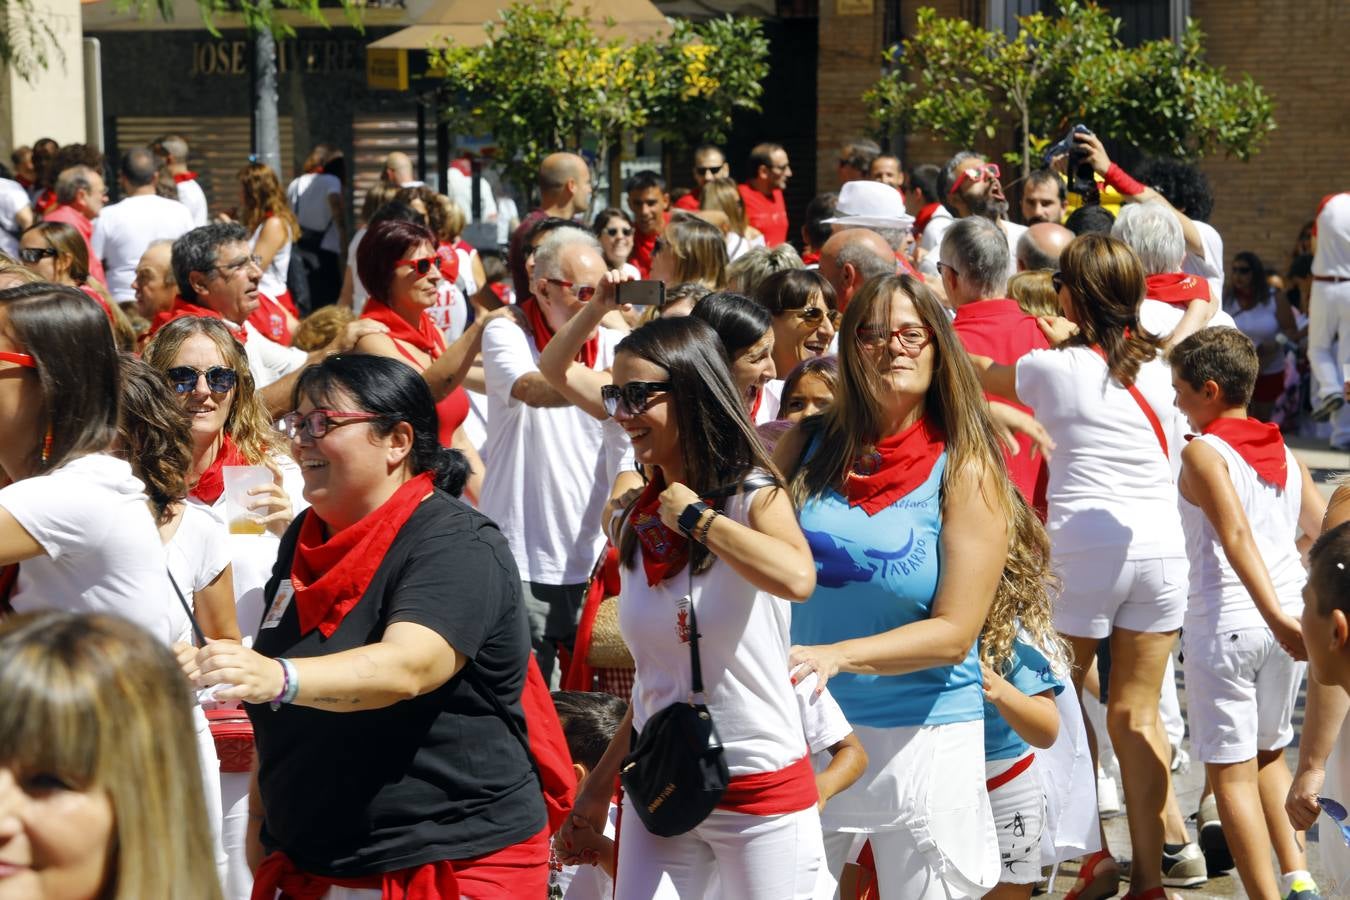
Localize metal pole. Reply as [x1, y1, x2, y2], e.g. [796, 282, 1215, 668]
[435, 88, 449, 193]
[253, 0, 282, 176]
[416, 98, 428, 184]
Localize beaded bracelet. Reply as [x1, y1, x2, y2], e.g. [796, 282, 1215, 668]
[695, 509, 718, 544]
[270, 658, 299, 710]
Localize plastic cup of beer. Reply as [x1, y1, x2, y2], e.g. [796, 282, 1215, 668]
[223, 466, 271, 535]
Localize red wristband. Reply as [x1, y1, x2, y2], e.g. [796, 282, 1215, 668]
[1104, 163, 1145, 197]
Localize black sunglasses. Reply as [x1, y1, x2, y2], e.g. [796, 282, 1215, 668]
[18, 247, 58, 264]
[167, 365, 237, 395]
[694, 166, 724, 176]
[605, 226, 634, 238]
[601, 381, 671, 417]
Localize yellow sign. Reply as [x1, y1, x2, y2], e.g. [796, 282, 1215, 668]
[836, 0, 874, 14]
[367, 48, 408, 91]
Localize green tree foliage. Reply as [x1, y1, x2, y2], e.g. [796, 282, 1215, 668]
[864, 2, 1276, 178]
[429, 1, 770, 191]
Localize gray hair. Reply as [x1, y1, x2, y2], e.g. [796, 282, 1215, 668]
[940, 216, 1009, 297]
[1111, 202, 1183, 275]
[726, 244, 803, 294]
[54, 165, 97, 205]
[870, 226, 909, 253]
[533, 227, 602, 282]
[1016, 231, 1056, 271]
[171, 222, 248, 299]
[938, 150, 983, 200]
[153, 134, 189, 164]
[835, 239, 894, 286]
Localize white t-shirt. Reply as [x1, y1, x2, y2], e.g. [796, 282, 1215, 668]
[286, 172, 342, 254]
[165, 502, 232, 644]
[1228, 297, 1286, 375]
[917, 206, 955, 275]
[479, 320, 630, 584]
[1000, 220, 1028, 277]
[1, 454, 183, 645]
[1314, 193, 1350, 278]
[795, 672, 852, 756]
[1182, 220, 1225, 305]
[1138, 297, 1236, 343]
[92, 193, 195, 301]
[446, 167, 497, 224]
[187, 453, 306, 639]
[496, 197, 520, 247]
[428, 280, 469, 345]
[620, 483, 807, 775]
[177, 177, 209, 227]
[1016, 346, 1186, 559]
[555, 800, 617, 900]
[239, 319, 308, 389]
[726, 230, 766, 262]
[0, 177, 31, 257]
[347, 227, 368, 314]
[1180, 435, 1303, 631]
[250, 221, 292, 301]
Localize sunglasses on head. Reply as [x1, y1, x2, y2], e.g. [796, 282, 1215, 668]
[605, 226, 634, 238]
[396, 256, 440, 277]
[167, 365, 237, 395]
[17, 247, 57, 265]
[601, 381, 671, 417]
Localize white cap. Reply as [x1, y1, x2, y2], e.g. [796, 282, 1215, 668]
[822, 180, 915, 230]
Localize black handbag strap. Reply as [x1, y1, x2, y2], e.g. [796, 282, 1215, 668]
[167, 568, 207, 645]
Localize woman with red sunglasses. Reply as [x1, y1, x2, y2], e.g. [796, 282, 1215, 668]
[353, 219, 515, 504]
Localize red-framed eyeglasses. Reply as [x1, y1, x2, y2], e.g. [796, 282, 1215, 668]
[545, 278, 597, 302]
[949, 163, 1001, 197]
[0, 352, 36, 369]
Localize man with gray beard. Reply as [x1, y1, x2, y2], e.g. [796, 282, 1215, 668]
[937, 151, 1026, 277]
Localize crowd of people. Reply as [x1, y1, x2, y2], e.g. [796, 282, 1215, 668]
[0, 126, 1347, 900]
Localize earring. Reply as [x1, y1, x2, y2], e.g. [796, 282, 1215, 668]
[40, 426, 52, 466]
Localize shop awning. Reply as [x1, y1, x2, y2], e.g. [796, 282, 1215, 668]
[367, 0, 670, 51]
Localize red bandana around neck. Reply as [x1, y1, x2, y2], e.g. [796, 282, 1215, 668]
[518, 297, 599, 368]
[1198, 417, 1288, 487]
[149, 297, 248, 343]
[913, 202, 942, 238]
[361, 298, 446, 359]
[844, 416, 947, 516]
[190, 434, 249, 506]
[630, 471, 692, 587]
[291, 472, 435, 638]
[172, 171, 199, 184]
[1146, 273, 1210, 308]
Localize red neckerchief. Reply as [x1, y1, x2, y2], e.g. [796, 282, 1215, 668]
[630, 471, 691, 586]
[148, 297, 248, 344]
[361, 298, 446, 359]
[190, 434, 249, 506]
[1146, 273, 1209, 308]
[14, 175, 32, 191]
[34, 188, 56, 214]
[801, 251, 820, 266]
[895, 252, 919, 278]
[750, 386, 764, 420]
[249, 293, 294, 345]
[172, 171, 199, 184]
[913, 202, 942, 238]
[252, 851, 458, 900]
[77, 285, 116, 325]
[435, 241, 461, 283]
[629, 229, 659, 277]
[844, 416, 946, 516]
[518, 297, 599, 368]
[291, 472, 434, 638]
[1198, 417, 1288, 487]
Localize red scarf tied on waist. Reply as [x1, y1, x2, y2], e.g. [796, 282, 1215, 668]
[844, 416, 946, 516]
[190, 434, 249, 505]
[629, 471, 692, 587]
[251, 852, 459, 900]
[361, 298, 447, 358]
[518, 298, 599, 368]
[1145, 273, 1210, 308]
[1199, 416, 1288, 487]
[291, 472, 434, 638]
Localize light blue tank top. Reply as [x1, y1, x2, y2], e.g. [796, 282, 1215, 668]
[791, 452, 983, 727]
[983, 638, 1063, 761]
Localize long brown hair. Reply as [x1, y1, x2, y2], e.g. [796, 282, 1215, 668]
[699, 176, 748, 235]
[616, 316, 781, 577]
[238, 162, 299, 241]
[142, 316, 283, 465]
[117, 354, 191, 525]
[1058, 233, 1161, 388]
[662, 213, 728, 289]
[23, 221, 89, 284]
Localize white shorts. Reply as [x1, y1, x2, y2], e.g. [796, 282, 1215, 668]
[986, 755, 1046, 885]
[819, 719, 999, 898]
[1053, 552, 1187, 639]
[1182, 626, 1305, 764]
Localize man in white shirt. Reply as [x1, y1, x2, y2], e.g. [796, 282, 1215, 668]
[167, 223, 383, 415]
[380, 151, 422, 188]
[152, 134, 209, 226]
[1306, 192, 1350, 444]
[905, 164, 954, 276]
[93, 148, 194, 302]
[0, 176, 33, 258]
[478, 229, 620, 686]
[939, 151, 1027, 277]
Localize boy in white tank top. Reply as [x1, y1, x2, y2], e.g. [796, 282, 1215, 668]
[1170, 326, 1325, 900]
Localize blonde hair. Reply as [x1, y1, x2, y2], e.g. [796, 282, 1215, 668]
[0, 611, 223, 900]
[699, 176, 748, 235]
[0, 255, 43, 288]
[978, 493, 1069, 676]
[662, 212, 728, 289]
[143, 316, 284, 464]
[292, 304, 354, 352]
[1009, 270, 1060, 318]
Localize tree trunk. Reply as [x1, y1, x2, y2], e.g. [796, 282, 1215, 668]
[253, 1, 282, 177]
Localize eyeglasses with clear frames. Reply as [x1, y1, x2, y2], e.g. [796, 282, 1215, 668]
[212, 254, 264, 277]
[856, 324, 934, 352]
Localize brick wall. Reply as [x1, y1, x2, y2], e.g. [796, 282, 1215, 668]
[1192, 0, 1350, 275]
[815, 1, 888, 190]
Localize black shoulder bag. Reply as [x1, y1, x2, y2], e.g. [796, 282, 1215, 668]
[618, 472, 776, 837]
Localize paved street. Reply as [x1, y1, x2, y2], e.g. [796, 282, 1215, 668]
[1047, 437, 1349, 899]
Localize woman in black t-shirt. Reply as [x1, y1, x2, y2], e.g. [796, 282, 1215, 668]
[192, 354, 547, 898]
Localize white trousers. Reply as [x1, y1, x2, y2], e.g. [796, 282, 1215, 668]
[615, 798, 826, 899]
[221, 770, 254, 900]
[1306, 280, 1350, 442]
[822, 828, 981, 900]
[193, 706, 230, 892]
